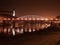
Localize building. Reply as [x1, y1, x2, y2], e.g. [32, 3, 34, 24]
[0, 10, 17, 26]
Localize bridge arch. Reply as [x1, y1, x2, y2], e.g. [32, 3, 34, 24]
[18, 15, 47, 20]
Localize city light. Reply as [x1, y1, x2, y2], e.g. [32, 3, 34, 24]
[8, 18, 11, 20]
[20, 18, 24, 20]
[40, 18, 44, 20]
[45, 18, 49, 21]
[32, 18, 35, 20]
[55, 18, 58, 20]
[16, 18, 20, 20]
[0, 10, 59, 36]
[29, 18, 32, 20]
[12, 18, 15, 20]
[50, 18, 53, 20]
[4, 18, 7, 20]
[37, 18, 40, 20]
[25, 18, 28, 20]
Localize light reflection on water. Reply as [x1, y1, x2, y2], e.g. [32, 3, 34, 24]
[0, 23, 51, 35]
[25, 28, 27, 32]
[16, 28, 20, 33]
[28, 28, 32, 32]
[12, 28, 15, 36]
[33, 28, 35, 32]
[4, 28, 7, 33]
[20, 28, 24, 34]
[8, 28, 11, 33]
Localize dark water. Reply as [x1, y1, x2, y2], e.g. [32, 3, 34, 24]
[0, 25, 60, 45]
[0, 28, 60, 45]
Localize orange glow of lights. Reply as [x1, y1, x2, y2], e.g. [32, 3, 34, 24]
[0, 17, 3, 20]
[8, 18, 11, 20]
[29, 18, 31, 20]
[55, 18, 58, 20]
[25, 18, 28, 20]
[4, 28, 7, 33]
[33, 28, 35, 32]
[40, 18, 44, 20]
[4, 18, 7, 20]
[45, 18, 48, 21]
[29, 28, 31, 32]
[8, 28, 10, 32]
[20, 28, 23, 34]
[16, 29, 20, 33]
[50, 18, 53, 20]
[37, 18, 40, 20]
[12, 18, 15, 20]
[21, 18, 24, 20]
[16, 18, 20, 20]
[32, 18, 35, 20]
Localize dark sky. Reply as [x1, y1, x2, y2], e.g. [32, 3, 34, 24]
[0, 0, 60, 18]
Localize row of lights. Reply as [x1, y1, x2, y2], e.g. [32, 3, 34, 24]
[3, 28, 36, 36]
[3, 24, 50, 36]
[3, 18, 55, 21]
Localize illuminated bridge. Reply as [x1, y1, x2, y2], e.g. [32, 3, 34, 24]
[1, 15, 60, 36]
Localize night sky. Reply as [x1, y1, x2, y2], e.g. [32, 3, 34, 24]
[0, 0, 60, 18]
